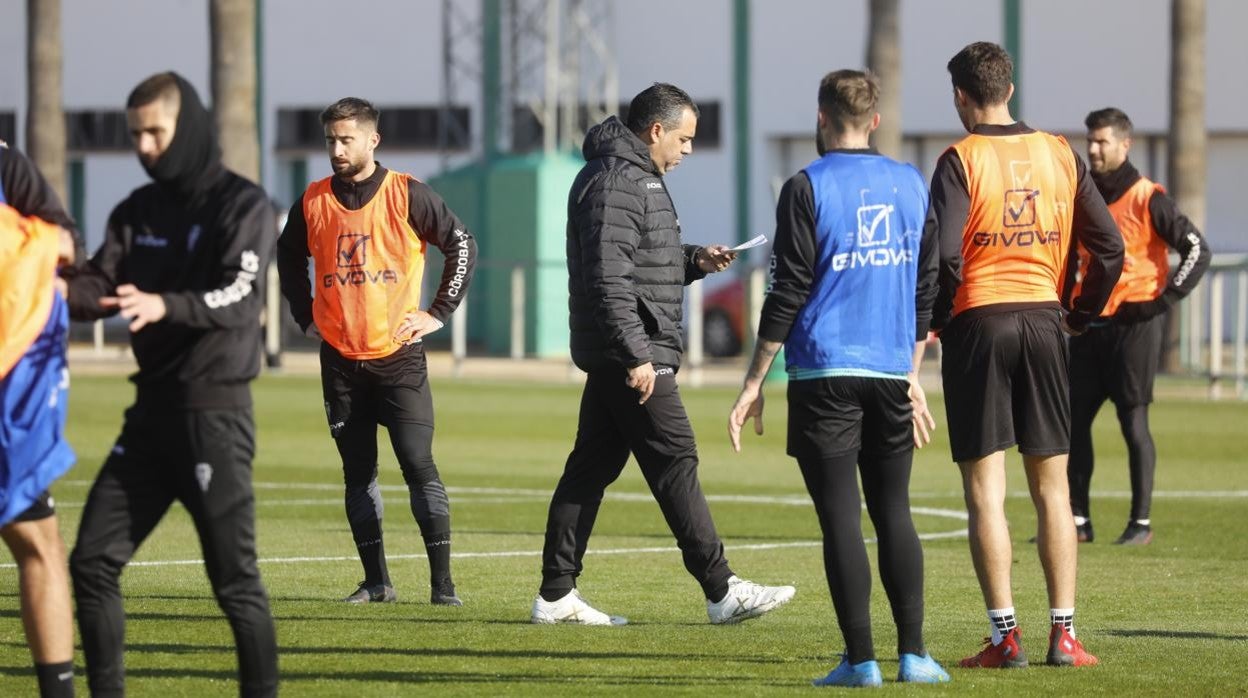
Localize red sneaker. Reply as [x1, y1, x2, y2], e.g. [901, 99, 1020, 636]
[959, 627, 1029, 668]
[1046, 624, 1099, 666]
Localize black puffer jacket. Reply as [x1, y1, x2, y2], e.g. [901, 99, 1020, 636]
[567, 116, 705, 373]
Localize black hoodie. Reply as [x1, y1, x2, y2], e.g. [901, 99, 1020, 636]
[67, 73, 274, 409]
[566, 115, 706, 373]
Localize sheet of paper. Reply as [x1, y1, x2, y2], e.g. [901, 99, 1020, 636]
[729, 234, 768, 251]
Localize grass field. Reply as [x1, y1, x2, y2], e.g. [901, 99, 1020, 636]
[2, 371, 1246, 696]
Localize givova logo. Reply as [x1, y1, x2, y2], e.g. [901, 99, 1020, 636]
[855, 188, 894, 247]
[324, 233, 399, 287]
[832, 189, 913, 272]
[337, 234, 369, 268]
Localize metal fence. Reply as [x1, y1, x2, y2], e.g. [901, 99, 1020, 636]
[78, 252, 1248, 399]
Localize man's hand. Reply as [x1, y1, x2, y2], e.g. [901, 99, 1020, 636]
[728, 382, 765, 453]
[626, 362, 656, 405]
[1060, 313, 1087, 337]
[304, 322, 322, 340]
[696, 244, 738, 273]
[394, 310, 444, 344]
[908, 377, 936, 448]
[100, 284, 167, 332]
[57, 227, 75, 267]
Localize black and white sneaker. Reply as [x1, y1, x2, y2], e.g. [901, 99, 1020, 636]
[342, 581, 397, 604]
[431, 580, 463, 606]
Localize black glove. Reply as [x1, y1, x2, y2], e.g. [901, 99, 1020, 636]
[1114, 297, 1170, 325]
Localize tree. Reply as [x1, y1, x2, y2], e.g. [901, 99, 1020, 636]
[209, 0, 259, 182]
[865, 0, 901, 158]
[25, 0, 67, 203]
[1165, 0, 1205, 371]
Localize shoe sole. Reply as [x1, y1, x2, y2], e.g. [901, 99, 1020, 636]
[1114, 533, 1152, 545]
[431, 596, 463, 606]
[530, 615, 622, 626]
[1046, 649, 1099, 667]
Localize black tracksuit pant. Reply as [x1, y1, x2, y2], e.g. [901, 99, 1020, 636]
[540, 368, 732, 599]
[70, 403, 278, 698]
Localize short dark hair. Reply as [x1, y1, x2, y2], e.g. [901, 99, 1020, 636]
[625, 83, 699, 135]
[1085, 107, 1133, 138]
[320, 98, 380, 129]
[947, 41, 1014, 106]
[818, 70, 880, 133]
[127, 71, 181, 110]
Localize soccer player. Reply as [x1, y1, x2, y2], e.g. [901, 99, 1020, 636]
[728, 70, 948, 687]
[1, 141, 78, 698]
[927, 42, 1123, 668]
[277, 98, 477, 606]
[532, 82, 795, 626]
[65, 72, 279, 697]
[1067, 107, 1210, 545]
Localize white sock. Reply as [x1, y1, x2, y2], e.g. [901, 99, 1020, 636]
[1051, 607, 1075, 637]
[988, 607, 1017, 645]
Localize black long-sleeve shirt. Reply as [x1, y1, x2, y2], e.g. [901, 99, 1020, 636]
[1092, 159, 1210, 306]
[925, 122, 1124, 331]
[276, 163, 477, 332]
[66, 164, 275, 408]
[757, 149, 939, 346]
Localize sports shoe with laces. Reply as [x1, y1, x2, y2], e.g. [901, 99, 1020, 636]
[959, 627, 1028, 668]
[530, 589, 627, 626]
[812, 654, 882, 688]
[1113, 521, 1152, 545]
[431, 579, 463, 606]
[342, 581, 397, 604]
[1046, 624, 1099, 666]
[897, 652, 951, 683]
[706, 575, 796, 625]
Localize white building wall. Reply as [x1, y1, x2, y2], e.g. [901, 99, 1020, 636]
[0, 0, 1244, 254]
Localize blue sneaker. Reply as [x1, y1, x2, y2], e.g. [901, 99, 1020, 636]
[898, 652, 951, 683]
[813, 655, 883, 688]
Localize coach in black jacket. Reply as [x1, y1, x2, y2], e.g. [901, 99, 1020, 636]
[65, 72, 278, 697]
[531, 83, 796, 627]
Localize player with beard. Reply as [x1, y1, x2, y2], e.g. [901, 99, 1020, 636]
[64, 71, 278, 697]
[277, 98, 477, 606]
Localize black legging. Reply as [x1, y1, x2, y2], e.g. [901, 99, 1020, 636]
[798, 450, 925, 664]
[1069, 401, 1155, 522]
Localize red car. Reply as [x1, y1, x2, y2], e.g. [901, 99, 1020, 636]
[701, 277, 746, 357]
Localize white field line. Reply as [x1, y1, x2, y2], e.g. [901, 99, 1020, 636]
[17, 482, 1242, 571]
[9, 485, 978, 570]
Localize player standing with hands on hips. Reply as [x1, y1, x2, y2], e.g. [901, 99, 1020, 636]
[1065, 107, 1210, 546]
[278, 97, 477, 607]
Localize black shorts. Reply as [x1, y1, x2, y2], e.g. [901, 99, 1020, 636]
[321, 341, 434, 434]
[1069, 314, 1163, 408]
[786, 376, 912, 459]
[940, 308, 1069, 462]
[11, 490, 54, 523]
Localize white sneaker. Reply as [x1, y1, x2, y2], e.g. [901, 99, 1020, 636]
[706, 575, 796, 625]
[530, 589, 628, 626]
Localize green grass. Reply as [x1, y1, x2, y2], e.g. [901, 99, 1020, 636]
[2, 372, 1246, 695]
